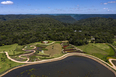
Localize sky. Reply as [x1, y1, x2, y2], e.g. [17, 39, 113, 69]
[0, 0, 116, 14]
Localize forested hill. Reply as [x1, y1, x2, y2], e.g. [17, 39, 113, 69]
[0, 17, 116, 46]
[0, 17, 64, 32]
[0, 15, 76, 23]
[55, 14, 116, 20]
[74, 17, 116, 35]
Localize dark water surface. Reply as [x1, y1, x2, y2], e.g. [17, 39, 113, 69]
[3, 56, 116, 77]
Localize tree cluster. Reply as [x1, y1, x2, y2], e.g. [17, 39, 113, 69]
[0, 16, 116, 46]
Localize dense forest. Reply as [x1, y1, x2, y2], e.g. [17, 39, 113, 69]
[0, 15, 116, 46]
[0, 15, 76, 23]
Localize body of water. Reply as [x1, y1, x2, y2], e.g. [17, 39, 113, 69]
[2, 56, 116, 77]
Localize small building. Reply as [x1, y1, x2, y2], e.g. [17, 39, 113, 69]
[74, 30, 77, 32]
[42, 41, 49, 44]
[91, 36, 95, 41]
[79, 30, 82, 32]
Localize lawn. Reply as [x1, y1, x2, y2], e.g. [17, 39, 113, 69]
[23, 45, 34, 50]
[0, 44, 18, 52]
[76, 43, 115, 61]
[0, 44, 26, 55]
[27, 40, 54, 46]
[0, 53, 24, 74]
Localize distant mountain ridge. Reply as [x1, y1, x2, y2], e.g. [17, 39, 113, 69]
[51, 14, 116, 20]
[0, 14, 116, 23]
[0, 14, 76, 23]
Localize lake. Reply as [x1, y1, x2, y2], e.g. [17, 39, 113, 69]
[2, 56, 116, 77]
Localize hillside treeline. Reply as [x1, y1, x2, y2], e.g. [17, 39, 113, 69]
[0, 17, 116, 46]
[0, 15, 76, 23]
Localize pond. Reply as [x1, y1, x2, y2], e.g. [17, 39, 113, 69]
[2, 56, 116, 77]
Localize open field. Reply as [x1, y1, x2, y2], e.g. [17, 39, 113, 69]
[44, 43, 62, 57]
[27, 40, 54, 46]
[0, 53, 24, 74]
[76, 43, 115, 61]
[0, 44, 18, 52]
[0, 44, 28, 56]
[22, 45, 34, 50]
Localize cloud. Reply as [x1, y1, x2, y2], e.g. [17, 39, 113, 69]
[104, 3, 108, 5]
[35, 9, 38, 11]
[55, 9, 65, 12]
[108, 1, 116, 3]
[1, 1, 13, 5]
[103, 8, 108, 9]
[48, 7, 51, 9]
[103, 1, 116, 5]
[88, 9, 91, 10]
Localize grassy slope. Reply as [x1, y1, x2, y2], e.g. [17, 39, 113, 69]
[77, 43, 115, 61]
[0, 53, 24, 74]
[44, 43, 62, 57]
[0, 44, 24, 55]
[0, 44, 18, 52]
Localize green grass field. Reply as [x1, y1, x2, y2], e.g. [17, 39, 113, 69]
[27, 40, 54, 46]
[77, 43, 115, 61]
[0, 44, 18, 52]
[0, 53, 24, 74]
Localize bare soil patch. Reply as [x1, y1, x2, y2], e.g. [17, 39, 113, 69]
[44, 43, 62, 57]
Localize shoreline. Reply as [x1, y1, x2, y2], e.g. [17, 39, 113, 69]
[0, 53, 116, 77]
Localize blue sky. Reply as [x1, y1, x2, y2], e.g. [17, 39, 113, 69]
[0, 0, 116, 14]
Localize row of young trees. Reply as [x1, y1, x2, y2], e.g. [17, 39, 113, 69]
[0, 17, 116, 46]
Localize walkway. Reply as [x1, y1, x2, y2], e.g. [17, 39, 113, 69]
[109, 58, 116, 70]
[0, 53, 116, 77]
[0, 41, 55, 63]
[0, 41, 116, 77]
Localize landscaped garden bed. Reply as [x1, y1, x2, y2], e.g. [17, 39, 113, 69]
[61, 41, 84, 53]
[10, 56, 27, 61]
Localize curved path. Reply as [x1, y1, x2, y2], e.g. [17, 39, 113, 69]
[0, 41, 116, 76]
[1, 41, 55, 63]
[19, 45, 36, 62]
[0, 53, 116, 77]
[2, 45, 36, 63]
[109, 58, 116, 70]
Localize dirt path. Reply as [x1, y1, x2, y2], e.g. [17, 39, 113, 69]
[1, 41, 55, 63]
[109, 58, 116, 70]
[19, 45, 36, 62]
[1, 53, 116, 77]
[0, 41, 116, 76]
[2, 45, 36, 63]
